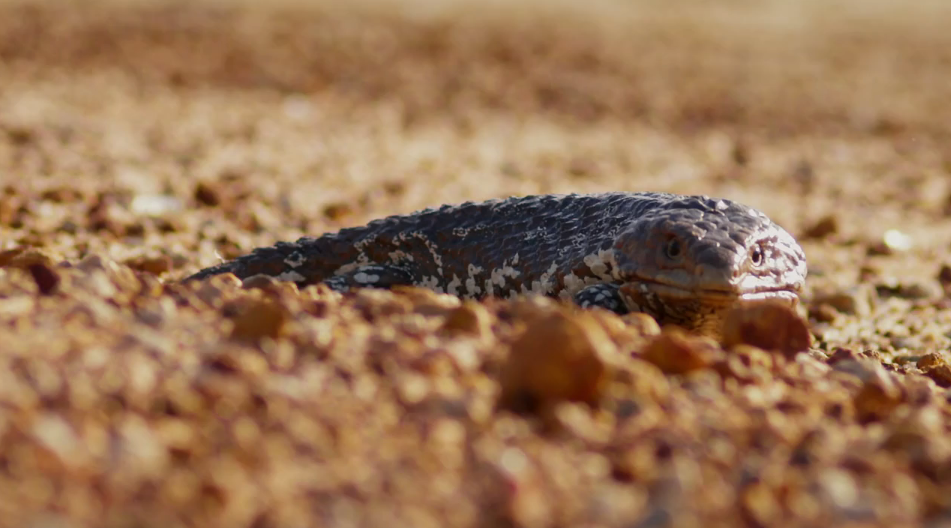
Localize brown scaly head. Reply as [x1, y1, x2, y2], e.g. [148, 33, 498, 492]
[611, 195, 807, 336]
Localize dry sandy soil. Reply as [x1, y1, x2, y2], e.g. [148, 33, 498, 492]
[2, 0, 951, 526]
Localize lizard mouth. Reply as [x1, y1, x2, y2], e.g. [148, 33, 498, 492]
[623, 278, 800, 306]
[737, 289, 800, 303]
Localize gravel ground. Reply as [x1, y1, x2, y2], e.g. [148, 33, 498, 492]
[2, 0, 951, 526]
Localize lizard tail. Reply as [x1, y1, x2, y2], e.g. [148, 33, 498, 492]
[183, 240, 325, 284]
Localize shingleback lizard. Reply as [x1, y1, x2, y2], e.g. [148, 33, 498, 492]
[185, 192, 807, 335]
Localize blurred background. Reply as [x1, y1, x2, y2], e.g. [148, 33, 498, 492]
[2, 1, 951, 527]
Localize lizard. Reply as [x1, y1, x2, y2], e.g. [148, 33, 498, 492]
[184, 192, 807, 336]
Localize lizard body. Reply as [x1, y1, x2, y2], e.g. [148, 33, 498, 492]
[185, 192, 807, 335]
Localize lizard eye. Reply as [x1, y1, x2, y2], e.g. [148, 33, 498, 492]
[750, 245, 765, 267]
[665, 238, 683, 259]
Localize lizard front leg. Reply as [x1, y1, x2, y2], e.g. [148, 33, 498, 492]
[572, 283, 629, 315]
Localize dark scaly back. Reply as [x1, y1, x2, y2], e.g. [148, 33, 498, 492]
[185, 192, 679, 293]
[343, 192, 676, 298]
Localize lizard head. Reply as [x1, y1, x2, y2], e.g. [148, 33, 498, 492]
[612, 195, 807, 336]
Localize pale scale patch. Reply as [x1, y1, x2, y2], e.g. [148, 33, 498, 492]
[465, 263, 484, 297]
[446, 275, 462, 296]
[391, 231, 444, 275]
[489, 269, 505, 288]
[523, 261, 559, 296]
[622, 295, 642, 313]
[415, 232, 444, 274]
[464, 277, 482, 298]
[487, 260, 522, 292]
[334, 253, 371, 275]
[353, 236, 376, 252]
[416, 275, 444, 293]
[275, 270, 307, 283]
[388, 250, 414, 263]
[523, 280, 548, 295]
[561, 272, 606, 298]
[490, 260, 522, 287]
[582, 249, 620, 280]
[284, 252, 306, 268]
[353, 272, 379, 284]
[423, 238, 443, 271]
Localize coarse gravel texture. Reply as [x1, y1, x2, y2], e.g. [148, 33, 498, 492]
[2, 0, 951, 527]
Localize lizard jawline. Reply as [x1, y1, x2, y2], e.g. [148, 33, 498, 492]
[623, 280, 799, 306]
